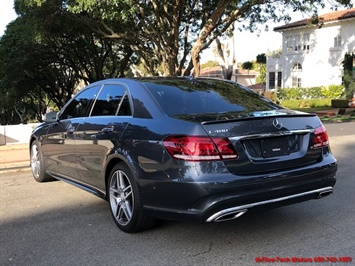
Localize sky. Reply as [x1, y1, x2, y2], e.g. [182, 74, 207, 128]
[212, 26, 283, 63]
[0, 0, 17, 37]
[0, 0, 346, 62]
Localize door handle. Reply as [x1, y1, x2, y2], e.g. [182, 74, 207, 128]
[101, 126, 114, 133]
[67, 126, 75, 133]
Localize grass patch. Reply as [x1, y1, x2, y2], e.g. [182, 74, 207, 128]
[320, 116, 355, 123]
[286, 106, 355, 123]
[293, 106, 333, 113]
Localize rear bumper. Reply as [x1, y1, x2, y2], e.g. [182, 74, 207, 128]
[205, 186, 333, 222]
[140, 160, 337, 222]
[143, 181, 336, 223]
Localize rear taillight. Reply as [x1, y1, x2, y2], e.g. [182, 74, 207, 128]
[313, 124, 329, 148]
[163, 135, 238, 161]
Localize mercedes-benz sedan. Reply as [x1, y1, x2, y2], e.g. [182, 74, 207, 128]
[30, 77, 337, 232]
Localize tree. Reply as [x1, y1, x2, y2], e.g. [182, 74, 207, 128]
[15, 0, 136, 83]
[25, 0, 353, 77]
[211, 26, 235, 80]
[256, 53, 266, 84]
[242, 61, 254, 72]
[256, 53, 266, 65]
[1, 0, 138, 124]
[241, 61, 254, 84]
[266, 49, 282, 59]
[201, 60, 219, 69]
[343, 53, 355, 99]
[0, 16, 54, 124]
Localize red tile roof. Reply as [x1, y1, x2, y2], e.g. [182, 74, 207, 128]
[247, 83, 265, 91]
[274, 7, 355, 31]
[199, 66, 221, 76]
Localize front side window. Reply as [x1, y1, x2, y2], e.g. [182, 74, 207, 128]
[291, 63, 302, 88]
[59, 86, 101, 120]
[90, 84, 131, 116]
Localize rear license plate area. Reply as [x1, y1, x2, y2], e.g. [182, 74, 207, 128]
[261, 136, 291, 158]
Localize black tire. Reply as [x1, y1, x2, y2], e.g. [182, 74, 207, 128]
[108, 163, 157, 233]
[30, 140, 55, 182]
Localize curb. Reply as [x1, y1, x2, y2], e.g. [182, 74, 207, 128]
[0, 165, 31, 174]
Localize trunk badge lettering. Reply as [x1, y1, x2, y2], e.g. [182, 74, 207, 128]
[215, 129, 228, 133]
[209, 129, 229, 134]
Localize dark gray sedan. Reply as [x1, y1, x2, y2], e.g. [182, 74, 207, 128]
[30, 77, 337, 232]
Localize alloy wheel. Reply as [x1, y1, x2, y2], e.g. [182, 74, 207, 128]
[109, 170, 134, 226]
[31, 143, 40, 179]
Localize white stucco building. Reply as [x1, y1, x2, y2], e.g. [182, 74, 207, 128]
[199, 66, 258, 87]
[266, 8, 355, 90]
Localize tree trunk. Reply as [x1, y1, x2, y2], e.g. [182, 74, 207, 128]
[191, 46, 201, 77]
[183, 60, 194, 76]
[212, 37, 235, 80]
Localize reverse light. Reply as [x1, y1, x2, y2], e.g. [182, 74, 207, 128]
[313, 124, 329, 148]
[163, 135, 238, 161]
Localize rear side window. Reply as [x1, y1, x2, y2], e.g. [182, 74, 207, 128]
[90, 84, 132, 116]
[117, 94, 132, 116]
[144, 79, 280, 116]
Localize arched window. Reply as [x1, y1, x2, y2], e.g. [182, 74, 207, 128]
[291, 63, 302, 87]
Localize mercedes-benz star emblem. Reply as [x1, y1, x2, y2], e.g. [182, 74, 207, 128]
[273, 118, 282, 129]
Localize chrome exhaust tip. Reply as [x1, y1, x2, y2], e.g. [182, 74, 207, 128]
[206, 187, 334, 223]
[207, 209, 248, 223]
[318, 189, 333, 198]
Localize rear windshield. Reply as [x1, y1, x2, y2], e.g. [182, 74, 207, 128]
[143, 78, 281, 116]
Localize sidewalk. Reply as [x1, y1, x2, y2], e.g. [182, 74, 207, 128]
[312, 109, 339, 117]
[0, 143, 30, 173]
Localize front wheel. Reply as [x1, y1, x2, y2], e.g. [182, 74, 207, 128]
[30, 141, 54, 182]
[108, 163, 157, 233]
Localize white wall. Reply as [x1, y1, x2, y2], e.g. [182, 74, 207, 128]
[0, 123, 40, 145]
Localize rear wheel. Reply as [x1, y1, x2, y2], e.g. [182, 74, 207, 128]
[108, 163, 157, 233]
[30, 141, 54, 182]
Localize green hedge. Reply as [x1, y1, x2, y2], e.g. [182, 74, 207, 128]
[277, 85, 343, 100]
[280, 99, 332, 109]
[331, 99, 349, 108]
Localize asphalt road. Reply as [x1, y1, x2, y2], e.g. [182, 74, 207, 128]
[1, 122, 354, 266]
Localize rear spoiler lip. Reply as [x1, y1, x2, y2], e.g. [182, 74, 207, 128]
[229, 129, 314, 141]
[200, 113, 316, 125]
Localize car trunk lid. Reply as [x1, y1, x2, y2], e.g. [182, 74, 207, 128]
[194, 111, 323, 175]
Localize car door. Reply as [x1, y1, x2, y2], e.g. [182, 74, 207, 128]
[75, 83, 132, 190]
[42, 85, 101, 180]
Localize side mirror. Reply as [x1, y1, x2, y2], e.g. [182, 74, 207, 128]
[43, 111, 58, 122]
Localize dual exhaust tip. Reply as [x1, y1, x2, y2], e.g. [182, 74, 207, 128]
[318, 190, 333, 198]
[211, 209, 248, 222]
[207, 209, 248, 223]
[207, 187, 333, 223]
